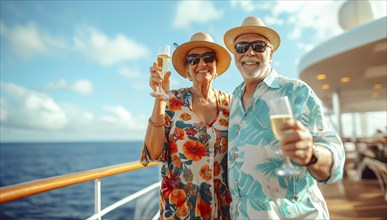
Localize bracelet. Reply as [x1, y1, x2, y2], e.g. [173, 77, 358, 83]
[148, 117, 165, 127]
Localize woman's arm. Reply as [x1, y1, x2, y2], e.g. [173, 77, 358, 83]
[144, 96, 167, 159]
[144, 62, 171, 160]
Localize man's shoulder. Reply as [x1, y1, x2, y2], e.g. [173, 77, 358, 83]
[277, 75, 311, 89]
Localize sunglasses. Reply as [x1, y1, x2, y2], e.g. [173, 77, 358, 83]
[186, 52, 216, 66]
[234, 40, 272, 54]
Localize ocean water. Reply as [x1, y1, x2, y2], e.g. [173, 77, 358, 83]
[0, 141, 161, 220]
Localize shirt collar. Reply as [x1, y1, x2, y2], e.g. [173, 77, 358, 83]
[263, 68, 280, 89]
[234, 68, 281, 97]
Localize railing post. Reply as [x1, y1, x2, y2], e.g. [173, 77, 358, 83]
[94, 179, 101, 220]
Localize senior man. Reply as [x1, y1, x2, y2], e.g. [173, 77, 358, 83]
[224, 16, 345, 219]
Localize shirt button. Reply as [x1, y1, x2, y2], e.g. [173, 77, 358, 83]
[233, 152, 237, 161]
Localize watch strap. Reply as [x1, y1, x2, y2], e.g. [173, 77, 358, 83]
[305, 145, 319, 166]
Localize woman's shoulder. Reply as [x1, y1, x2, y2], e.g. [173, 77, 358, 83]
[214, 89, 231, 97]
[214, 89, 232, 107]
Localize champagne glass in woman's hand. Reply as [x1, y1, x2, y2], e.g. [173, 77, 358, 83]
[150, 44, 171, 98]
[269, 96, 301, 176]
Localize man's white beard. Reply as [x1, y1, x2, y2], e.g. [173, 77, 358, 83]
[241, 61, 271, 80]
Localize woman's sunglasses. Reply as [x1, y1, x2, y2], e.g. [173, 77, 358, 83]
[186, 52, 216, 66]
[234, 40, 272, 54]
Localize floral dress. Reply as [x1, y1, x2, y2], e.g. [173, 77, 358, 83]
[140, 88, 232, 220]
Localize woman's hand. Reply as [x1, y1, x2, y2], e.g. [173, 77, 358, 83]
[149, 62, 171, 94]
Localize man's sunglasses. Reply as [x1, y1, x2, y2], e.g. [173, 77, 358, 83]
[186, 52, 216, 66]
[234, 40, 272, 54]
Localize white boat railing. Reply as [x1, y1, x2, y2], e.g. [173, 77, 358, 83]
[0, 161, 162, 219]
[87, 181, 161, 220]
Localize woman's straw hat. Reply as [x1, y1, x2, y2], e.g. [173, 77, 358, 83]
[172, 32, 231, 79]
[224, 16, 281, 53]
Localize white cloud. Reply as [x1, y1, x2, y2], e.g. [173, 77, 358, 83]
[0, 22, 66, 58]
[119, 67, 144, 79]
[0, 82, 147, 141]
[230, 1, 344, 42]
[118, 66, 149, 90]
[73, 27, 150, 66]
[297, 42, 314, 52]
[272, 1, 385, 42]
[72, 80, 93, 95]
[104, 106, 132, 121]
[0, 82, 68, 130]
[46, 79, 94, 95]
[0, 98, 7, 122]
[230, 0, 272, 12]
[173, 1, 223, 29]
[272, 1, 343, 41]
[100, 105, 146, 131]
[263, 16, 284, 26]
[0, 22, 150, 65]
[61, 104, 146, 133]
[119, 66, 181, 91]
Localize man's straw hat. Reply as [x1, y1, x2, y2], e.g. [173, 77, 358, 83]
[224, 16, 281, 53]
[172, 32, 231, 78]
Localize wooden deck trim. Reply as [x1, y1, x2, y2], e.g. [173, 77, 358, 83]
[0, 161, 161, 204]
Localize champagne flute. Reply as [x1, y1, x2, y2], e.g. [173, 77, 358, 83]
[150, 44, 171, 98]
[269, 96, 301, 176]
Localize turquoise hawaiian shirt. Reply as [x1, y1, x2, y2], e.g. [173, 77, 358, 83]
[228, 69, 345, 219]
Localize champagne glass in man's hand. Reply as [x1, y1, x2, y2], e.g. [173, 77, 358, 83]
[150, 44, 171, 98]
[269, 96, 301, 176]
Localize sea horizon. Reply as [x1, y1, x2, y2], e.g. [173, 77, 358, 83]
[0, 141, 160, 219]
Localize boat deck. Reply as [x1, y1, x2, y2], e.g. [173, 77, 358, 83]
[319, 179, 387, 219]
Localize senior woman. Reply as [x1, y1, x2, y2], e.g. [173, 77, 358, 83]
[140, 32, 232, 220]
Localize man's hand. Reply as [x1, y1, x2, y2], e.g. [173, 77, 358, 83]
[280, 120, 314, 166]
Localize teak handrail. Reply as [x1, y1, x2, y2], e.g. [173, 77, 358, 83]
[0, 161, 161, 204]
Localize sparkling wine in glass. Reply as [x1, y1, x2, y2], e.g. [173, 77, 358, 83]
[269, 96, 301, 176]
[150, 44, 171, 98]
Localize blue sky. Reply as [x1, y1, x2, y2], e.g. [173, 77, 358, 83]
[1, 1, 386, 142]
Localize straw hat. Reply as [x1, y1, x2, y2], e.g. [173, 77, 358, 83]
[172, 32, 231, 79]
[224, 16, 281, 53]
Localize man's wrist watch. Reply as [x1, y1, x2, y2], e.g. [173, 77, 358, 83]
[305, 145, 319, 166]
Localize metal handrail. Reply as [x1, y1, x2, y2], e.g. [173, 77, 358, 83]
[0, 161, 161, 203]
[87, 181, 161, 220]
